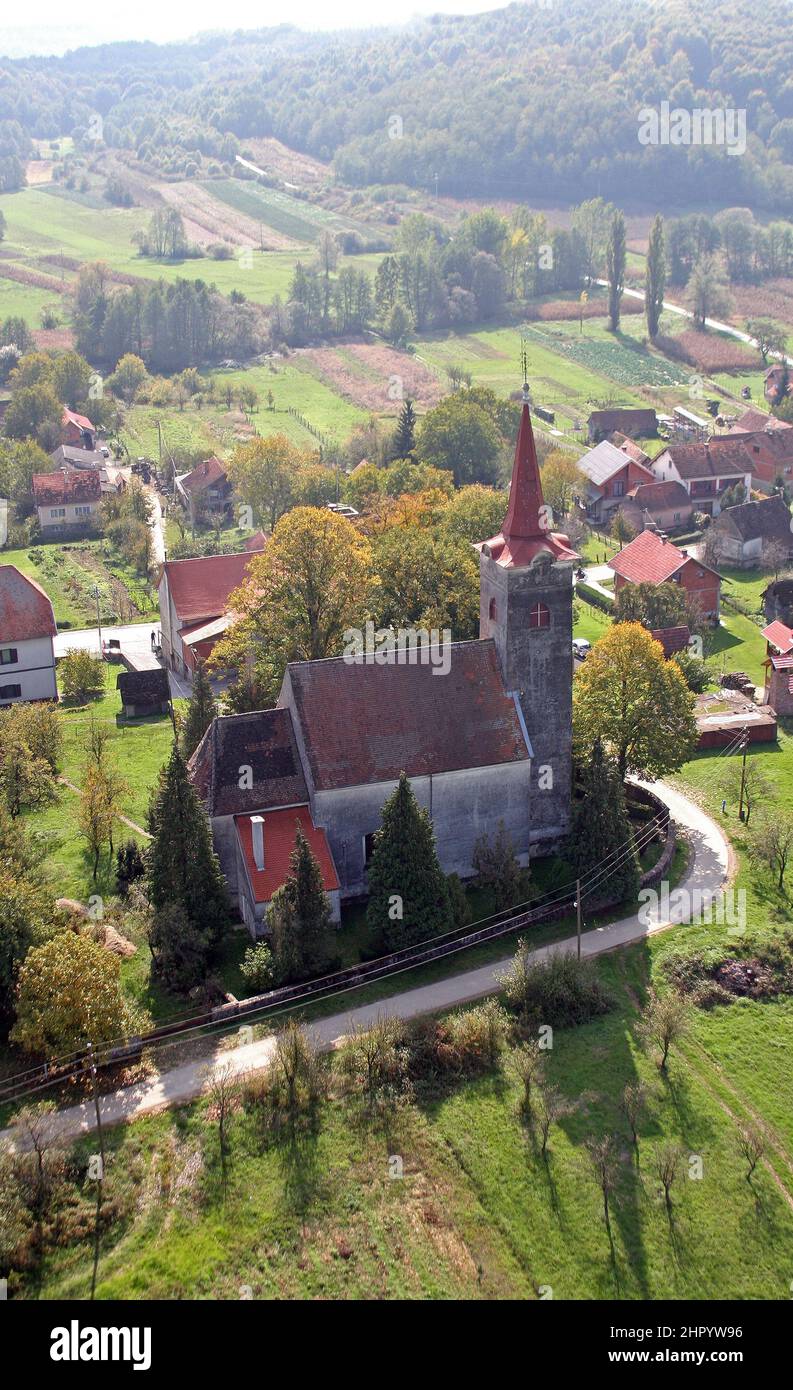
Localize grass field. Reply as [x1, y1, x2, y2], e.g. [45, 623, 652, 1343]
[24, 912, 793, 1300]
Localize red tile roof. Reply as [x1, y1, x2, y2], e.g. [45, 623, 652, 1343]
[159, 546, 264, 625]
[660, 440, 753, 480]
[62, 406, 95, 432]
[0, 564, 57, 640]
[478, 400, 578, 567]
[761, 620, 793, 654]
[235, 805, 339, 903]
[282, 640, 530, 791]
[33, 469, 101, 505]
[609, 531, 720, 585]
[649, 625, 691, 657]
[179, 456, 227, 495]
[628, 480, 692, 511]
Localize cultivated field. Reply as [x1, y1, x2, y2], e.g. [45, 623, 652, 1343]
[299, 342, 445, 413]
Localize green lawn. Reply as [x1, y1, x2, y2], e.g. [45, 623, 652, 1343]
[22, 910, 793, 1300]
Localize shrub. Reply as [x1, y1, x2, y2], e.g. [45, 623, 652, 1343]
[239, 942, 274, 993]
[500, 944, 614, 1026]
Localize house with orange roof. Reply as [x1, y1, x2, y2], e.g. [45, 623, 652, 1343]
[609, 529, 723, 619]
[157, 542, 265, 679]
[32, 468, 102, 534]
[0, 564, 57, 704]
[174, 456, 232, 522]
[61, 407, 97, 451]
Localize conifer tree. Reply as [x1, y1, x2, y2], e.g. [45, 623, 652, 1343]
[180, 660, 217, 760]
[366, 772, 452, 949]
[567, 739, 639, 908]
[269, 824, 333, 983]
[392, 398, 416, 460]
[146, 742, 229, 944]
[645, 213, 666, 340]
[606, 210, 626, 333]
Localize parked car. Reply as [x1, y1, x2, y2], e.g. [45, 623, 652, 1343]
[572, 638, 591, 661]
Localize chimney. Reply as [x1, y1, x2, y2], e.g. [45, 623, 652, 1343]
[250, 815, 265, 871]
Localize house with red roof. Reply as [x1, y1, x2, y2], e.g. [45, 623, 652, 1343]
[609, 530, 722, 619]
[175, 456, 232, 522]
[761, 619, 793, 715]
[575, 440, 655, 523]
[619, 479, 694, 534]
[61, 407, 97, 451]
[650, 439, 753, 516]
[189, 387, 579, 930]
[157, 542, 265, 679]
[0, 564, 57, 704]
[32, 468, 102, 534]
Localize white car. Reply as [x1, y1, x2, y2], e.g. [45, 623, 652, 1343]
[572, 638, 591, 660]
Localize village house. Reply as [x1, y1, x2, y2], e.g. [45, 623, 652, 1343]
[728, 407, 792, 436]
[706, 495, 793, 568]
[761, 618, 793, 716]
[609, 528, 723, 619]
[763, 364, 790, 408]
[189, 390, 579, 934]
[649, 625, 692, 658]
[50, 444, 107, 472]
[618, 479, 694, 535]
[0, 564, 57, 705]
[175, 456, 233, 523]
[157, 542, 265, 679]
[575, 440, 655, 523]
[61, 406, 97, 451]
[32, 468, 102, 535]
[650, 439, 753, 517]
[587, 407, 657, 444]
[763, 577, 793, 626]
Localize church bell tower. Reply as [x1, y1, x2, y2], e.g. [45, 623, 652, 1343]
[476, 382, 578, 849]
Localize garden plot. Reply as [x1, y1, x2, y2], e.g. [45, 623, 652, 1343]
[298, 342, 444, 413]
[157, 181, 297, 251]
[522, 323, 689, 388]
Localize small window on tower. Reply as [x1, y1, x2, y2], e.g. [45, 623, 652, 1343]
[488, 597, 497, 621]
[529, 601, 551, 630]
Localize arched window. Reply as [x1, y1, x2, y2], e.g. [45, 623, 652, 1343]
[529, 600, 551, 630]
[488, 597, 497, 621]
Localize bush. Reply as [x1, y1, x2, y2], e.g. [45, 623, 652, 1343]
[58, 648, 105, 703]
[406, 998, 508, 1084]
[239, 942, 274, 993]
[500, 944, 614, 1027]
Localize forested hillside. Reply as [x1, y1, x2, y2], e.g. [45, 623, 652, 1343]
[2, 1, 793, 209]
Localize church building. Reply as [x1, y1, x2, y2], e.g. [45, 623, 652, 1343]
[189, 389, 578, 934]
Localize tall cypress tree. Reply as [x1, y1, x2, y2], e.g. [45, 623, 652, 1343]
[147, 742, 229, 943]
[180, 660, 217, 760]
[269, 824, 333, 983]
[645, 213, 666, 341]
[392, 399, 416, 460]
[367, 772, 452, 949]
[568, 739, 639, 909]
[606, 210, 626, 333]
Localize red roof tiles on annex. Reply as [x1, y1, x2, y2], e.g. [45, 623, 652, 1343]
[235, 805, 339, 904]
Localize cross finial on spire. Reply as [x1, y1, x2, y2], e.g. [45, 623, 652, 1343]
[520, 337, 530, 404]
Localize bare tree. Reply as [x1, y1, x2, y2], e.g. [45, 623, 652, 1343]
[751, 811, 793, 890]
[510, 1040, 546, 1119]
[205, 1062, 240, 1163]
[654, 1143, 684, 1215]
[762, 540, 792, 582]
[270, 1017, 326, 1121]
[586, 1134, 622, 1235]
[639, 991, 690, 1071]
[737, 1125, 765, 1182]
[536, 1085, 571, 1158]
[619, 1080, 650, 1155]
[718, 758, 771, 827]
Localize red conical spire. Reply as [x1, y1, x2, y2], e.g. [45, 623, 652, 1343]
[475, 383, 579, 569]
[502, 393, 547, 540]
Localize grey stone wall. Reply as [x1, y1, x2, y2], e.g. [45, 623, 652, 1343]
[479, 550, 574, 849]
[313, 761, 533, 900]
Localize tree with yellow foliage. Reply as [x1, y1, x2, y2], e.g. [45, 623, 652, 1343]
[225, 433, 313, 532]
[573, 622, 698, 780]
[212, 506, 376, 710]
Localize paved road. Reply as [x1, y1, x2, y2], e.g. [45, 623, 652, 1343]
[1, 779, 730, 1149]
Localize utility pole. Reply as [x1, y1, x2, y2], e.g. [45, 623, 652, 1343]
[576, 878, 582, 961]
[434, 171, 439, 199]
[92, 584, 103, 658]
[738, 728, 749, 821]
[86, 1041, 106, 1301]
[156, 418, 162, 469]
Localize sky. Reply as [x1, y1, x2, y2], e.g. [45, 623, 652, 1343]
[0, 1, 508, 57]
